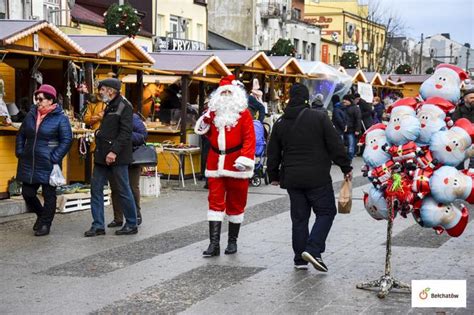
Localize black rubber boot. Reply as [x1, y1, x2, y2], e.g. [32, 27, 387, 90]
[224, 222, 241, 255]
[203, 221, 221, 257]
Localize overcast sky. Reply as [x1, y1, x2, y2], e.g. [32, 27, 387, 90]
[372, 0, 473, 45]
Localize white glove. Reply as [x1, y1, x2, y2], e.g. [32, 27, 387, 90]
[233, 162, 246, 171]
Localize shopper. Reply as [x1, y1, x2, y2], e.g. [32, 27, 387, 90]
[84, 78, 137, 237]
[108, 113, 148, 227]
[267, 83, 352, 272]
[15, 84, 73, 236]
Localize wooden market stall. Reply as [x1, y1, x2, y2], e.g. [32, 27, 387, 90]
[388, 74, 431, 98]
[342, 68, 368, 84]
[143, 52, 232, 179]
[66, 35, 156, 183]
[364, 71, 385, 96]
[0, 20, 86, 199]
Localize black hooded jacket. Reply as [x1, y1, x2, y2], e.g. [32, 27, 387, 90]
[267, 84, 352, 189]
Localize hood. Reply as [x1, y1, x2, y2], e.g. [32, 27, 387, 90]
[284, 104, 308, 119]
[248, 94, 262, 110]
[287, 83, 309, 108]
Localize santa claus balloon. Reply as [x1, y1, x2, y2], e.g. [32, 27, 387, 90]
[419, 197, 469, 237]
[386, 97, 421, 145]
[416, 97, 455, 146]
[419, 64, 469, 103]
[194, 74, 256, 257]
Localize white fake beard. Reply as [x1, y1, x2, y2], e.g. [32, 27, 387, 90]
[209, 85, 248, 129]
[420, 79, 461, 104]
[430, 131, 468, 166]
[363, 146, 391, 168]
[386, 115, 421, 145]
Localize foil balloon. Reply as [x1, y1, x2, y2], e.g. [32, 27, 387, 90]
[386, 98, 421, 145]
[429, 118, 474, 166]
[430, 166, 474, 204]
[363, 187, 392, 220]
[416, 97, 455, 145]
[419, 197, 469, 237]
[419, 64, 469, 103]
[359, 123, 391, 168]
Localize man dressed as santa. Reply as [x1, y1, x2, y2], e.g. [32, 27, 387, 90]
[194, 74, 256, 257]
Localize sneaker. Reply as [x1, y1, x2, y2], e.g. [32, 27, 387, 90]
[302, 251, 328, 272]
[294, 264, 308, 270]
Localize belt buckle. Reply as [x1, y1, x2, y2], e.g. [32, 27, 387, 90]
[219, 150, 226, 155]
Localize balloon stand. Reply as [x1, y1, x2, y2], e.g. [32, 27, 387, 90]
[356, 205, 411, 299]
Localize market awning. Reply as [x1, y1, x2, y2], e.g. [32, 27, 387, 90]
[0, 20, 85, 56]
[149, 52, 231, 76]
[268, 56, 304, 76]
[365, 72, 385, 85]
[122, 74, 181, 84]
[68, 35, 154, 65]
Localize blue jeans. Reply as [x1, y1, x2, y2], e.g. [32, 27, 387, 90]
[345, 132, 356, 160]
[90, 163, 137, 229]
[287, 183, 337, 265]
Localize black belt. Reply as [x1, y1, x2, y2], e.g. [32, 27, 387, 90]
[211, 144, 242, 155]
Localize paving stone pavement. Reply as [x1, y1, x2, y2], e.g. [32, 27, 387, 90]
[0, 158, 472, 314]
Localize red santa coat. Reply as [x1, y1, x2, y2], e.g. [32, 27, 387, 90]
[196, 110, 256, 179]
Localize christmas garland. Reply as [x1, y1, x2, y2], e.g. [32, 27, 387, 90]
[269, 39, 296, 57]
[395, 64, 412, 75]
[340, 52, 359, 69]
[104, 3, 142, 38]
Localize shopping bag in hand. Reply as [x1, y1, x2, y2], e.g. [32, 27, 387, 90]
[338, 179, 352, 214]
[49, 164, 66, 187]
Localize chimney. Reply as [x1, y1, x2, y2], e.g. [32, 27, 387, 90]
[441, 33, 450, 39]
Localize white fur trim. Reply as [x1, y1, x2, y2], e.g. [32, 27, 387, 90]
[235, 156, 254, 169]
[227, 213, 244, 224]
[194, 115, 210, 135]
[206, 169, 254, 179]
[217, 127, 226, 151]
[208, 209, 225, 221]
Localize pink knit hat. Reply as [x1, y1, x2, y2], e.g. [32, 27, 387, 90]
[34, 84, 57, 99]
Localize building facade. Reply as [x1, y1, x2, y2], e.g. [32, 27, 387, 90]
[208, 0, 320, 60]
[0, 0, 69, 25]
[304, 0, 386, 69]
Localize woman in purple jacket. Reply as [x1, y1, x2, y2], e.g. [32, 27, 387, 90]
[108, 113, 148, 227]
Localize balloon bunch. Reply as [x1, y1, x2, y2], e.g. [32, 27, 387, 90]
[361, 64, 470, 237]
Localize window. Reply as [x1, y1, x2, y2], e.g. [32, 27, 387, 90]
[293, 38, 299, 54]
[197, 23, 203, 42]
[0, 0, 6, 19]
[44, 0, 61, 25]
[156, 14, 165, 36]
[311, 43, 316, 61]
[302, 40, 308, 59]
[170, 15, 179, 38]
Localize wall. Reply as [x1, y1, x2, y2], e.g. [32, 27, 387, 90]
[208, 0, 254, 49]
[286, 21, 320, 61]
[154, 0, 208, 45]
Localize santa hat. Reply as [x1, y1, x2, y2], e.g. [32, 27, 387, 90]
[417, 96, 456, 114]
[386, 97, 419, 114]
[219, 75, 239, 87]
[453, 118, 474, 143]
[436, 64, 469, 81]
[358, 123, 386, 146]
[445, 205, 469, 237]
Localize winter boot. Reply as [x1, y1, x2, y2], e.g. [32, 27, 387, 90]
[224, 222, 241, 255]
[202, 221, 221, 257]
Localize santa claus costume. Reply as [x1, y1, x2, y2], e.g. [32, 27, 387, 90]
[194, 75, 256, 257]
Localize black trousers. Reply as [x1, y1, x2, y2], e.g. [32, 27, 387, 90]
[287, 183, 337, 265]
[22, 183, 57, 227]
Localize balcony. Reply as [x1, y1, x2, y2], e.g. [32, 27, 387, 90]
[258, 3, 285, 19]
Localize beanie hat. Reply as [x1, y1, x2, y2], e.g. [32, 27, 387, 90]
[34, 84, 57, 99]
[98, 78, 121, 91]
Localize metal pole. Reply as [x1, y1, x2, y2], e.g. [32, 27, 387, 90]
[418, 33, 424, 74]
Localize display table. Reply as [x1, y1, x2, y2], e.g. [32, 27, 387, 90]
[163, 147, 201, 187]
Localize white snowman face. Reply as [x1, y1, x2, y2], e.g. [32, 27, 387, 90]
[417, 105, 447, 145]
[420, 68, 461, 103]
[430, 127, 470, 166]
[430, 166, 470, 203]
[420, 197, 461, 229]
[363, 130, 391, 167]
[386, 107, 421, 145]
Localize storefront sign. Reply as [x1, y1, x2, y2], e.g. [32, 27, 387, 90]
[321, 44, 329, 64]
[304, 16, 333, 29]
[153, 37, 205, 51]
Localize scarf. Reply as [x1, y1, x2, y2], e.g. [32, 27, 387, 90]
[36, 104, 57, 131]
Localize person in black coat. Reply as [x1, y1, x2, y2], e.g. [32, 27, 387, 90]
[85, 78, 138, 237]
[354, 93, 374, 131]
[109, 113, 148, 228]
[342, 94, 362, 160]
[267, 83, 352, 272]
[331, 95, 347, 139]
[15, 84, 73, 236]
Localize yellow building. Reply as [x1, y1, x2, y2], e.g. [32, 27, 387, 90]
[304, 0, 386, 70]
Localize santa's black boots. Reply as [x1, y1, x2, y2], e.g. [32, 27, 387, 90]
[224, 222, 241, 255]
[203, 221, 221, 257]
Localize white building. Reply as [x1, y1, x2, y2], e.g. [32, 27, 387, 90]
[0, 0, 70, 26]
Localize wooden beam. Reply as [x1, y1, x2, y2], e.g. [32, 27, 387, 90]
[136, 69, 143, 114]
[84, 61, 94, 94]
[180, 75, 189, 144]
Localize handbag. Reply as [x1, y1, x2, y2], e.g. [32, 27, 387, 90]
[338, 179, 352, 214]
[131, 145, 157, 166]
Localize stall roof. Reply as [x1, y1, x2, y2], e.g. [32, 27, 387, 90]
[0, 20, 85, 55]
[389, 74, 431, 83]
[122, 74, 180, 84]
[68, 35, 154, 64]
[365, 72, 385, 85]
[344, 68, 368, 83]
[268, 56, 304, 75]
[149, 52, 231, 76]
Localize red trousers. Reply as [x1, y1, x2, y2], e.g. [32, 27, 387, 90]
[207, 177, 249, 223]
